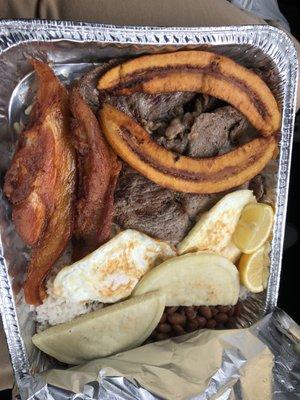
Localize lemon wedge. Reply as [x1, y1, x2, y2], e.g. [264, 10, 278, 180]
[238, 243, 271, 293]
[233, 203, 274, 254]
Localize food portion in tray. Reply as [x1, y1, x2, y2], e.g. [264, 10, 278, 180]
[3, 50, 278, 365]
[4, 60, 76, 305]
[98, 50, 280, 194]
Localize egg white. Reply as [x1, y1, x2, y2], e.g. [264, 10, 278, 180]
[53, 229, 175, 303]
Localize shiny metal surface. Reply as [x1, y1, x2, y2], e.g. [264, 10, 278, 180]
[0, 19, 298, 399]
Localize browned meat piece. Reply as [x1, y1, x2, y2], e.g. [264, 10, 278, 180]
[114, 165, 224, 244]
[114, 166, 191, 244]
[150, 96, 222, 155]
[110, 92, 195, 123]
[249, 174, 264, 201]
[155, 114, 192, 154]
[178, 192, 224, 221]
[192, 95, 221, 115]
[11, 192, 46, 247]
[165, 116, 191, 140]
[4, 124, 53, 247]
[188, 106, 250, 158]
[260, 160, 278, 205]
[4, 60, 76, 305]
[76, 61, 120, 113]
[156, 134, 189, 154]
[70, 86, 121, 260]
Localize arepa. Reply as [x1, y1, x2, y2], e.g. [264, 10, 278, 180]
[33, 291, 166, 364]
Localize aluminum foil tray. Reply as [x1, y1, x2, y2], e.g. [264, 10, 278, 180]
[0, 19, 298, 395]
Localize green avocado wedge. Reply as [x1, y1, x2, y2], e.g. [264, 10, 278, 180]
[32, 291, 165, 364]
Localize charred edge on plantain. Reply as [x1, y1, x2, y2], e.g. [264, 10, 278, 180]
[120, 126, 267, 183]
[108, 66, 270, 120]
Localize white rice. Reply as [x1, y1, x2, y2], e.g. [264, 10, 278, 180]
[24, 103, 33, 115]
[34, 243, 103, 332]
[35, 287, 103, 332]
[13, 121, 23, 134]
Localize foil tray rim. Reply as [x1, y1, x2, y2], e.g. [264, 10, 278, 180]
[0, 19, 298, 392]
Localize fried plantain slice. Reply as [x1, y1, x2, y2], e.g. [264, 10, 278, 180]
[99, 103, 277, 194]
[5, 60, 76, 305]
[70, 86, 121, 260]
[98, 51, 280, 136]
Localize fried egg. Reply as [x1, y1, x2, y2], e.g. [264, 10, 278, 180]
[177, 190, 256, 259]
[53, 229, 175, 303]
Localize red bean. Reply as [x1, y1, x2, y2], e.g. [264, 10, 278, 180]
[185, 307, 197, 320]
[226, 317, 237, 329]
[199, 306, 212, 319]
[166, 306, 179, 315]
[157, 323, 172, 333]
[215, 313, 229, 324]
[206, 319, 217, 329]
[152, 304, 244, 342]
[196, 316, 207, 328]
[217, 305, 231, 313]
[167, 312, 186, 325]
[234, 302, 243, 316]
[186, 319, 199, 332]
[211, 307, 219, 316]
[173, 324, 186, 335]
[155, 332, 170, 341]
[179, 308, 186, 317]
[159, 313, 167, 324]
[228, 307, 235, 317]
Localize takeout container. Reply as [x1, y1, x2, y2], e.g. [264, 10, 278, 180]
[0, 20, 298, 399]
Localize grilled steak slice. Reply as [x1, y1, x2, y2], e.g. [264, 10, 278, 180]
[151, 105, 250, 157]
[114, 166, 190, 244]
[110, 92, 195, 123]
[249, 174, 264, 202]
[260, 160, 278, 205]
[114, 164, 228, 244]
[187, 106, 250, 158]
[178, 192, 224, 221]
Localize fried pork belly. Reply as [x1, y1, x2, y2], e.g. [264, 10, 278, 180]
[4, 60, 76, 305]
[70, 86, 121, 260]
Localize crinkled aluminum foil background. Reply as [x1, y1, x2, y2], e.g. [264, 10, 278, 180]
[20, 308, 300, 400]
[0, 20, 298, 399]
